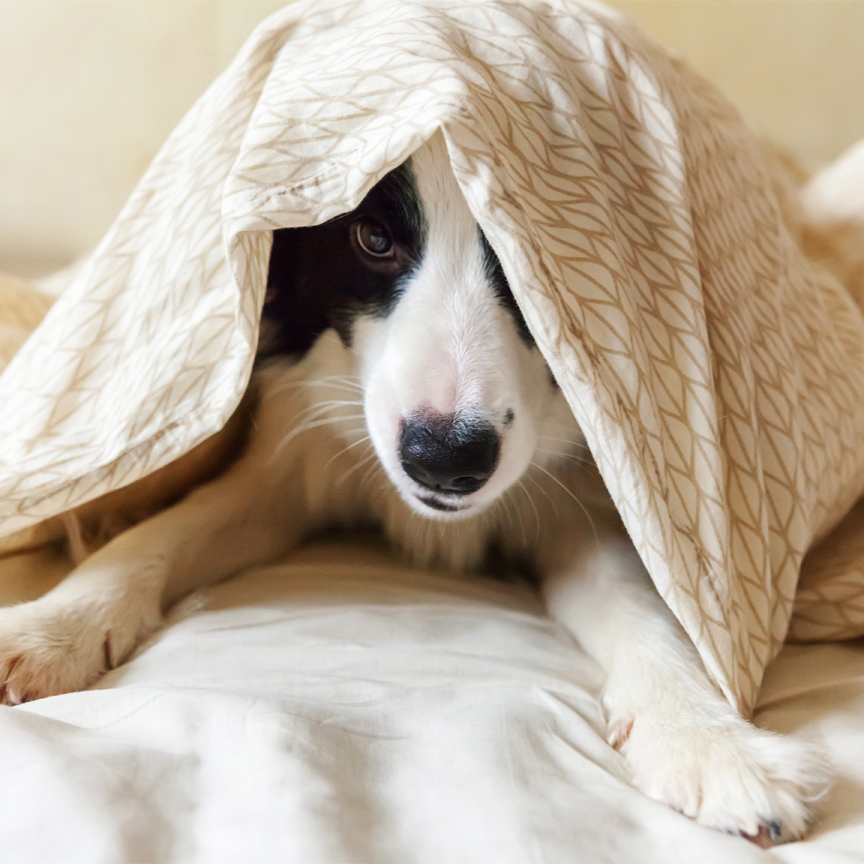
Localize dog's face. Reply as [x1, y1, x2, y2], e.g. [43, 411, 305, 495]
[262, 133, 578, 521]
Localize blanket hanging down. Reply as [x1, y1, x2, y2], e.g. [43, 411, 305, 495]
[2, 0, 864, 713]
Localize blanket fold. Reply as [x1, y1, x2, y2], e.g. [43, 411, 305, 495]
[3, 0, 864, 712]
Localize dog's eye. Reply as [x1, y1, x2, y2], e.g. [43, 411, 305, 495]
[353, 219, 395, 259]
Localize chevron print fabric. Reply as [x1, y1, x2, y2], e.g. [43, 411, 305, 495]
[2, 0, 864, 713]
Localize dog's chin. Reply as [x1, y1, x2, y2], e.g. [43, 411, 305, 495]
[414, 494, 480, 520]
[393, 482, 491, 522]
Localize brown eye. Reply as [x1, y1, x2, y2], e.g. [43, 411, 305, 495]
[353, 219, 395, 259]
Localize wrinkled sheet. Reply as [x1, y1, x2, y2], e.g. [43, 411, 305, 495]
[0, 538, 860, 863]
[3, 0, 864, 714]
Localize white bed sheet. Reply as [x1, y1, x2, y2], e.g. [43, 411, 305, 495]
[0, 537, 862, 863]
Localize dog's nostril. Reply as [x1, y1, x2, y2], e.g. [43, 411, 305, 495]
[450, 475, 483, 491]
[399, 414, 500, 496]
[401, 461, 433, 487]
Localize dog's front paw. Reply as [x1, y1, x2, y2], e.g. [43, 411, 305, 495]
[0, 600, 154, 704]
[610, 709, 829, 844]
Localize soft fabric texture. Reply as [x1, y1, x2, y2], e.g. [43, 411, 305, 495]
[0, 272, 53, 375]
[790, 139, 864, 642]
[0, 538, 861, 863]
[2, 0, 864, 716]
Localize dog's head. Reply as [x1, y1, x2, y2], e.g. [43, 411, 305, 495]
[262, 133, 579, 520]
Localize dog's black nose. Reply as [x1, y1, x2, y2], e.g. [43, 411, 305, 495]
[399, 414, 500, 495]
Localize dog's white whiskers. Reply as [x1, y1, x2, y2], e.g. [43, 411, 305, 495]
[515, 479, 541, 545]
[503, 489, 528, 546]
[325, 434, 372, 471]
[274, 413, 367, 457]
[498, 489, 527, 548]
[284, 411, 367, 435]
[265, 375, 364, 399]
[512, 491, 529, 548]
[523, 469, 559, 519]
[309, 383, 365, 396]
[534, 447, 594, 468]
[274, 400, 364, 438]
[265, 381, 353, 398]
[536, 434, 592, 453]
[530, 461, 599, 545]
[335, 447, 378, 488]
[357, 460, 383, 495]
[294, 399, 364, 421]
[310, 375, 363, 387]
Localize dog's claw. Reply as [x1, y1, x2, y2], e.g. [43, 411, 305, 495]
[743, 820, 784, 848]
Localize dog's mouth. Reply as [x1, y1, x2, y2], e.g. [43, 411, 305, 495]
[413, 492, 470, 513]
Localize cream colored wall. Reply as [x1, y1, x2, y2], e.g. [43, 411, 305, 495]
[0, 0, 285, 274]
[1, 1, 863, 275]
[609, 1, 864, 164]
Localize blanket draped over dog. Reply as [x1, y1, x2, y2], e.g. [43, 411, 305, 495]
[2, 0, 864, 713]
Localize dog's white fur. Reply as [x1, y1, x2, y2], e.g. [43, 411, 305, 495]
[0, 133, 827, 842]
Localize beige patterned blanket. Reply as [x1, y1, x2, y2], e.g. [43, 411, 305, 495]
[2, 0, 864, 714]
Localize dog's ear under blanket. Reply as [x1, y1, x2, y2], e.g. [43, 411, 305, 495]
[1, 0, 864, 713]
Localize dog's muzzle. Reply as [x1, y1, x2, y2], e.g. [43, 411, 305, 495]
[399, 412, 500, 497]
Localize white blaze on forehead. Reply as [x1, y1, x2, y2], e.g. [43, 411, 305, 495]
[382, 133, 514, 419]
[355, 131, 565, 519]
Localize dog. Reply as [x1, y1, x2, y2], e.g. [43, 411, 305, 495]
[0, 132, 827, 843]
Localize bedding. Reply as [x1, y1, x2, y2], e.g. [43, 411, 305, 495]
[1, 0, 864, 715]
[0, 538, 862, 863]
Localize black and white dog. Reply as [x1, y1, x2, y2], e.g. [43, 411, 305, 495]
[0, 133, 825, 842]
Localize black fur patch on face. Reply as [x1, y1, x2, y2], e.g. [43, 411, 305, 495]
[479, 229, 534, 347]
[259, 161, 427, 359]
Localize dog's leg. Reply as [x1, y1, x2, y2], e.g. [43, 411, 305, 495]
[0, 383, 315, 703]
[542, 527, 828, 844]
